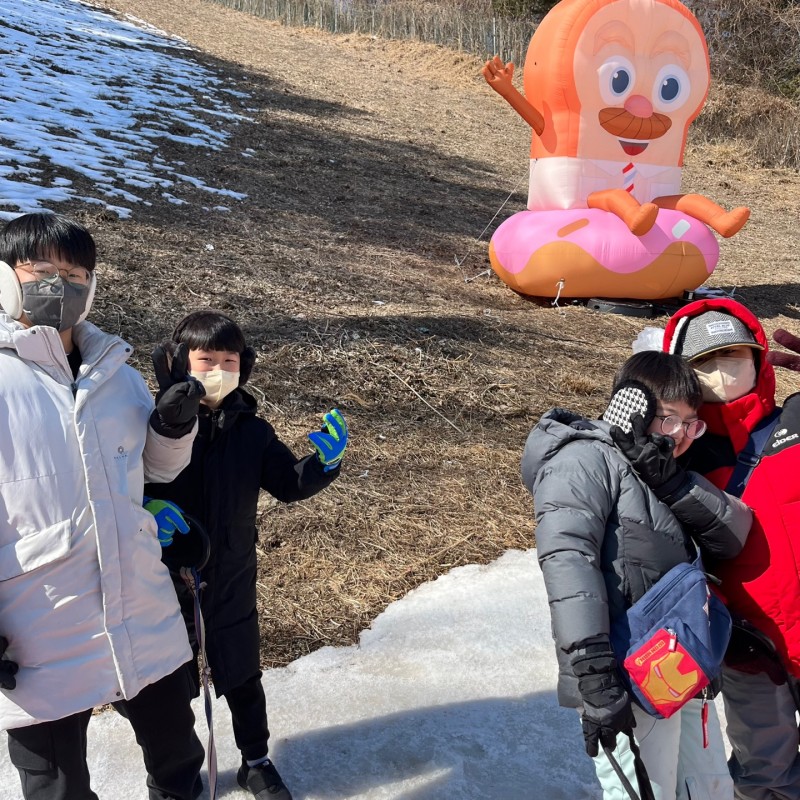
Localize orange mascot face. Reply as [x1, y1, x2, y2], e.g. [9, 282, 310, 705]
[525, 0, 710, 166]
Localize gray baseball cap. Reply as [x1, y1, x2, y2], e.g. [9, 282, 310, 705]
[676, 310, 763, 361]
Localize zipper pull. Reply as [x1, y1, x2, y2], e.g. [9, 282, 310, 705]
[667, 627, 677, 652]
[701, 689, 709, 749]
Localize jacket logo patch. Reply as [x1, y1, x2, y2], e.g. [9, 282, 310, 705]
[776, 428, 788, 437]
[773, 433, 799, 448]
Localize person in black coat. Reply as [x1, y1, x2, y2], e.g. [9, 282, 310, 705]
[145, 310, 347, 800]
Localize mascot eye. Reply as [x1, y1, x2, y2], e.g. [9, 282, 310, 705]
[598, 57, 636, 105]
[652, 65, 691, 112]
[660, 76, 680, 102]
[612, 69, 631, 96]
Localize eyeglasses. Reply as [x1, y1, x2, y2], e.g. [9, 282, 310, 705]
[15, 260, 92, 286]
[655, 414, 707, 440]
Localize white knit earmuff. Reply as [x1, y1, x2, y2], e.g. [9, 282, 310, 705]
[0, 260, 97, 322]
[77, 271, 97, 323]
[0, 260, 23, 319]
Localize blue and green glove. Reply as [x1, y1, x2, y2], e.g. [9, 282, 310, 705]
[308, 408, 348, 472]
[143, 497, 190, 547]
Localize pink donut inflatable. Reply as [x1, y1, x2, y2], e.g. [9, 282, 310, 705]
[489, 208, 719, 300]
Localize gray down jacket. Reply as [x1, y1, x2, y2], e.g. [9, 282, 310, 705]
[521, 408, 752, 708]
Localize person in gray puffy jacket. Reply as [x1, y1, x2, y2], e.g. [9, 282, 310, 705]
[521, 351, 752, 800]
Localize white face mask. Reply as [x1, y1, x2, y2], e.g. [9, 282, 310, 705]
[190, 368, 240, 407]
[693, 357, 756, 403]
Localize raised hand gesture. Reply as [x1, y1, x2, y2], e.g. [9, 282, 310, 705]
[482, 55, 515, 96]
[150, 341, 205, 438]
[610, 414, 687, 502]
[767, 328, 800, 372]
[308, 409, 348, 472]
[480, 55, 545, 135]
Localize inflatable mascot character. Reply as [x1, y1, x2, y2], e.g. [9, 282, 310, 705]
[483, 0, 750, 301]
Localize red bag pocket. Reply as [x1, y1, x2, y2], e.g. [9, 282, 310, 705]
[623, 627, 710, 718]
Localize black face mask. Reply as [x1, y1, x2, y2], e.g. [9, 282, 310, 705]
[21, 278, 90, 331]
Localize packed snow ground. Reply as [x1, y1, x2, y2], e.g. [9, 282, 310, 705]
[0, 0, 249, 220]
[0, 549, 729, 799]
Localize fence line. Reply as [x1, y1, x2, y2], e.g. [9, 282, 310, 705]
[208, 0, 800, 167]
[209, 0, 800, 93]
[209, 0, 536, 68]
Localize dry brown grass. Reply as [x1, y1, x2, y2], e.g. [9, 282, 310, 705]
[694, 0, 800, 92]
[78, 0, 800, 665]
[698, 83, 800, 168]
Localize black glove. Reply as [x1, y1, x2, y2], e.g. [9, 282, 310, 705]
[610, 414, 689, 502]
[0, 636, 19, 690]
[150, 342, 205, 439]
[572, 644, 635, 758]
[768, 328, 800, 373]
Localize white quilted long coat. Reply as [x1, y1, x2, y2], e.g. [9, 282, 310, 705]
[0, 316, 194, 730]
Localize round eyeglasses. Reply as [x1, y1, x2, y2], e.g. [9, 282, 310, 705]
[15, 260, 92, 286]
[655, 414, 707, 440]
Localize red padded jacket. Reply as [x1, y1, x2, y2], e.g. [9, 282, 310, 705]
[663, 298, 800, 677]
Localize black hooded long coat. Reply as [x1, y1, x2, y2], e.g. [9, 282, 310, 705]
[145, 388, 338, 695]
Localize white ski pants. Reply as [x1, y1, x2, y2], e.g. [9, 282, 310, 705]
[590, 699, 732, 800]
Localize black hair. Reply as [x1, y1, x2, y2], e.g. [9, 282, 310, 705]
[172, 310, 256, 385]
[171, 309, 248, 353]
[0, 213, 96, 271]
[612, 351, 702, 410]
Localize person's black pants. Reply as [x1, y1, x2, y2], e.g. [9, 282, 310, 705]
[224, 672, 270, 763]
[6, 664, 204, 800]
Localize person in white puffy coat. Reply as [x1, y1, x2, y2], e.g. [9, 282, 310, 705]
[0, 213, 206, 800]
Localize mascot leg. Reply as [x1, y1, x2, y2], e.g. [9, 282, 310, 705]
[587, 189, 659, 236]
[654, 194, 750, 238]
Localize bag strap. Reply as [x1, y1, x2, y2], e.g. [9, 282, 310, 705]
[181, 566, 218, 800]
[603, 732, 656, 800]
[725, 408, 781, 499]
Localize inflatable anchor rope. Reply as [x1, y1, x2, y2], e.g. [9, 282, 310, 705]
[455, 168, 528, 277]
[552, 278, 566, 313]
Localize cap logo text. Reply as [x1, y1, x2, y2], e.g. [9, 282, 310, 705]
[705, 320, 736, 336]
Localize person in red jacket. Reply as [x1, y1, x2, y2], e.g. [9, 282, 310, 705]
[664, 298, 800, 800]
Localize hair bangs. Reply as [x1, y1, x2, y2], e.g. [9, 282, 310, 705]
[0, 213, 96, 271]
[172, 309, 248, 354]
[612, 351, 703, 410]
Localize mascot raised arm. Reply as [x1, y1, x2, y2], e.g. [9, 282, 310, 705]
[483, 0, 749, 301]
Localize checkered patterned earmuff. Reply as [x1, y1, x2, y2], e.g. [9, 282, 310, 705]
[602, 380, 657, 434]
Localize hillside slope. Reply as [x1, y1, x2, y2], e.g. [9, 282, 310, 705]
[62, 0, 800, 664]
